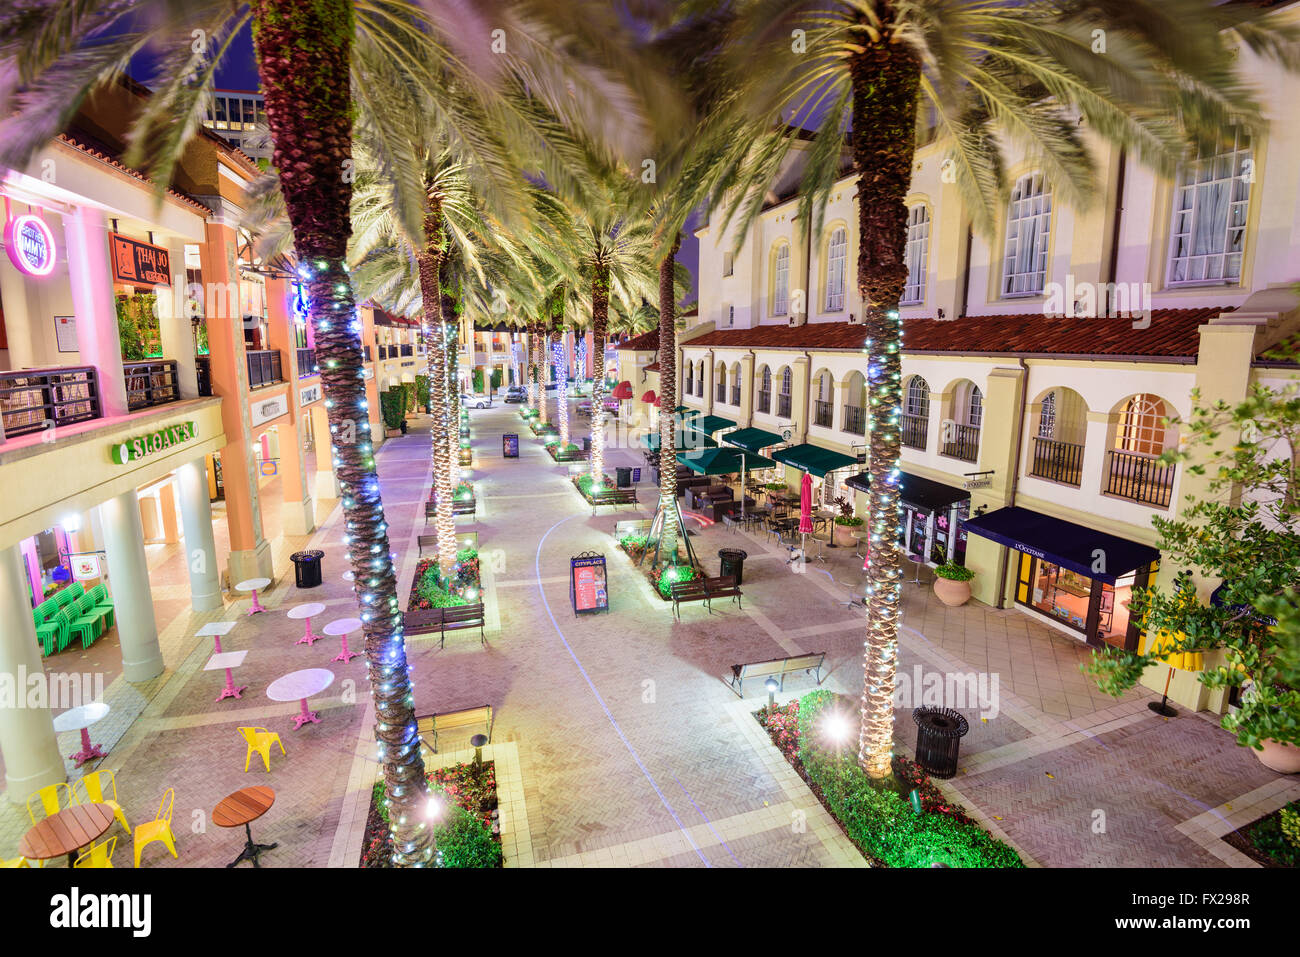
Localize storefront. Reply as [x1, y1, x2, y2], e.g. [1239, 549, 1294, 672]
[845, 471, 971, 566]
[960, 506, 1158, 650]
[770, 443, 860, 507]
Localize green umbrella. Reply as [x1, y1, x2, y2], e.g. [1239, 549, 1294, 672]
[675, 448, 776, 520]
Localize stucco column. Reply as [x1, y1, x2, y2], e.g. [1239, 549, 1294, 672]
[158, 236, 199, 398]
[99, 490, 163, 681]
[705, 350, 715, 415]
[63, 206, 128, 417]
[0, 257, 36, 371]
[0, 544, 65, 801]
[308, 406, 339, 499]
[739, 353, 755, 426]
[791, 355, 810, 442]
[360, 305, 383, 444]
[175, 456, 222, 612]
[963, 367, 1024, 608]
[266, 275, 314, 534]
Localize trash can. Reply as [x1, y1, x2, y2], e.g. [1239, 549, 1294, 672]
[717, 548, 748, 586]
[911, 707, 969, 779]
[615, 466, 633, 488]
[582, 436, 591, 452]
[290, 550, 324, 589]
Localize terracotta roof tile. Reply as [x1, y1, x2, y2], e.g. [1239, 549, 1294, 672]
[56, 134, 210, 213]
[644, 362, 660, 372]
[685, 321, 873, 350]
[616, 330, 659, 351]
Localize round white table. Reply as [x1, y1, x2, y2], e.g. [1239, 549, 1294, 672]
[321, 617, 362, 664]
[52, 702, 110, 767]
[266, 668, 334, 730]
[341, 570, 355, 583]
[235, 577, 272, 615]
[287, 602, 327, 646]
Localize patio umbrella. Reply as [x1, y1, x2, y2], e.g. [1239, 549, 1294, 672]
[798, 471, 813, 558]
[611, 381, 633, 400]
[641, 390, 657, 404]
[1141, 584, 1206, 717]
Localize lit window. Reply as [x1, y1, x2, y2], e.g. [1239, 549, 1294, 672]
[1168, 128, 1251, 285]
[967, 386, 983, 428]
[905, 376, 930, 418]
[902, 206, 929, 305]
[825, 228, 847, 311]
[1002, 174, 1051, 296]
[1117, 394, 1168, 455]
[772, 245, 789, 316]
[1038, 391, 1056, 438]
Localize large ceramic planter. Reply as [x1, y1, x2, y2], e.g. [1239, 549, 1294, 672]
[1255, 738, 1300, 774]
[933, 576, 972, 607]
[833, 523, 860, 548]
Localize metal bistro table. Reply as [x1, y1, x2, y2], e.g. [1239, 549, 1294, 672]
[287, 602, 327, 646]
[52, 702, 111, 767]
[205, 650, 249, 702]
[266, 668, 335, 730]
[213, 785, 278, 868]
[234, 577, 272, 615]
[19, 802, 116, 867]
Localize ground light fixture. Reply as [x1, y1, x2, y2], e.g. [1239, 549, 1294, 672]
[765, 676, 780, 711]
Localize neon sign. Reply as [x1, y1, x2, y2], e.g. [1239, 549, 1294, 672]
[6, 214, 57, 276]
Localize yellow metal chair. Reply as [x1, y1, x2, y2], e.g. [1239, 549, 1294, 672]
[2, 856, 32, 868]
[74, 769, 130, 835]
[239, 726, 285, 772]
[132, 788, 178, 867]
[73, 836, 117, 869]
[26, 782, 78, 824]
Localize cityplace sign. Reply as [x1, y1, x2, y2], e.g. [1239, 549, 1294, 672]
[111, 422, 197, 464]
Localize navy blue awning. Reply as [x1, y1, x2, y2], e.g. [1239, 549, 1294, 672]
[846, 471, 969, 512]
[960, 506, 1158, 585]
[1210, 582, 1279, 627]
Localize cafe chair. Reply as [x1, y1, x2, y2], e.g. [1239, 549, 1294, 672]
[2, 856, 33, 868]
[74, 769, 130, 835]
[26, 782, 78, 824]
[74, 836, 117, 869]
[133, 788, 178, 867]
[239, 726, 285, 772]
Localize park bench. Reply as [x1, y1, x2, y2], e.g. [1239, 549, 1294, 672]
[669, 575, 741, 619]
[425, 498, 476, 524]
[417, 533, 438, 557]
[591, 487, 638, 509]
[403, 602, 486, 648]
[727, 652, 826, 697]
[415, 705, 493, 755]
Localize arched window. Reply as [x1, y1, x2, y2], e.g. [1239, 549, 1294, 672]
[772, 244, 790, 316]
[825, 228, 847, 311]
[966, 385, 984, 428]
[715, 362, 727, 403]
[696, 360, 705, 397]
[729, 362, 741, 405]
[813, 371, 833, 427]
[777, 367, 792, 418]
[756, 366, 772, 414]
[1038, 390, 1057, 438]
[1002, 173, 1052, 296]
[902, 206, 930, 305]
[1117, 394, 1168, 455]
[684, 361, 693, 394]
[905, 376, 930, 418]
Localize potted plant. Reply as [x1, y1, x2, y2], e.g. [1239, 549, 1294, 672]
[831, 496, 863, 547]
[933, 562, 975, 606]
[380, 388, 405, 437]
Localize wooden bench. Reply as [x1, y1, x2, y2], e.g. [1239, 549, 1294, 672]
[425, 499, 476, 524]
[403, 602, 486, 648]
[417, 533, 438, 557]
[415, 705, 493, 755]
[669, 575, 741, 619]
[727, 652, 826, 696]
[591, 487, 637, 510]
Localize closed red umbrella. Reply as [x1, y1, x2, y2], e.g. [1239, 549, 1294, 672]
[641, 390, 657, 404]
[611, 381, 633, 400]
[653, 395, 663, 408]
[799, 472, 813, 535]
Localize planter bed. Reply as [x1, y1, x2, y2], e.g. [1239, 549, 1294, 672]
[361, 759, 503, 868]
[546, 442, 588, 462]
[1221, 800, 1300, 868]
[613, 531, 701, 602]
[756, 691, 1023, 868]
[407, 546, 482, 611]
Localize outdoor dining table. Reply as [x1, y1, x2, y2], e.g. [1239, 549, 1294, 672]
[321, 617, 362, 664]
[19, 802, 115, 867]
[213, 785, 277, 868]
[287, 602, 327, 646]
[205, 650, 249, 702]
[266, 668, 334, 730]
[234, 577, 272, 615]
[196, 620, 239, 653]
[52, 702, 110, 767]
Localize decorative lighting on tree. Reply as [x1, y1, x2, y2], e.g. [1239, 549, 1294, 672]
[553, 339, 569, 447]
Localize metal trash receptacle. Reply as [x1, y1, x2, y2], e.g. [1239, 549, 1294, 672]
[911, 707, 969, 779]
[615, 466, 633, 488]
[290, 550, 324, 589]
[717, 548, 748, 586]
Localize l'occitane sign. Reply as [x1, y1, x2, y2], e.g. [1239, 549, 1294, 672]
[111, 422, 197, 464]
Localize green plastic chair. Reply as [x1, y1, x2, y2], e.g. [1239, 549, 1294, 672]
[52, 584, 83, 610]
[88, 584, 115, 630]
[35, 611, 63, 656]
[70, 595, 103, 650]
[52, 607, 77, 653]
[34, 598, 59, 623]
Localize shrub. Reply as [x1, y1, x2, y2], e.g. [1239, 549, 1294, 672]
[1281, 804, 1300, 851]
[934, 562, 975, 581]
[380, 388, 406, 430]
[435, 804, 502, 868]
[834, 515, 864, 527]
[657, 563, 698, 599]
[416, 567, 468, 608]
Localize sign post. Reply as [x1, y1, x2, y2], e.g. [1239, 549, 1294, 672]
[502, 433, 519, 458]
[569, 551, 609, 616]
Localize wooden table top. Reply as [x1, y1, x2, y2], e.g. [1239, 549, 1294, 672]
[19, 803, 115, 859]
[213, 786, 275, 828]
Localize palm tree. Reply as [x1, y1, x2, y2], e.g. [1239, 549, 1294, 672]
[716, 0, 1299, 779]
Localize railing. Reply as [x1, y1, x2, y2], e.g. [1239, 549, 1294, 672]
[844, 405, 865, 435]
[901, 413, 927, 450]
[123, 360, 179, 411]
[695, 382, 703, 398]
[0, 366, 100, 438]
[1105, 448, 1176, 508]
[776, 394, 792, 418]
[196, 356, 212, 397]
[756, 390, 770, 415]
[296, 347, 318, 377]
[1029, 436, 1085, 486]
[730, 385, 741, 406]
[363, 346, 373, 362]
[940, 422, 979, 462]
[399, 344, 413, 357]
[715, 383, 726, 402]
[813, 399, 833, 428]
[246, 350, 283, 390]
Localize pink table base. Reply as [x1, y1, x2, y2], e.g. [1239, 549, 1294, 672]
[295, 617, 319, 646]
[291, 698, 321, 730]
[69, 728, 106, 768]
[215, 668, 247, 702]
[247, 589, 266, 615]
[332, 635, 359, 663]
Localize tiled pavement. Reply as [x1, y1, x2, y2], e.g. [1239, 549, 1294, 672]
[4, 400, 1297, 868]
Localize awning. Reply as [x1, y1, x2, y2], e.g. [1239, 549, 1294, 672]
[723, 427, 783, 453]
[846, 471, 970, 512]
[611, 381, 633, 400]
[676, 448, 777, 475]
[961, 506, 1159, 585]
[673, 406, 700, 418]
[771, 443, 860, 479]
[1210, 581, 1279, 627]
[689, 414, 736, 435]
[643, 431, 718, 453]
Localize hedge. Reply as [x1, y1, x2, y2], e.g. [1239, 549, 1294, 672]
[796, 690, 1023, 868]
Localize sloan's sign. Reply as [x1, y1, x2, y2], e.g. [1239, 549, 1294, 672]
[109, 232, 171, 286]
[5, 214, 57, 277]
[250, 395, 287, 427]
[112, 421, 197, 464]
[299, 384, 322, 408]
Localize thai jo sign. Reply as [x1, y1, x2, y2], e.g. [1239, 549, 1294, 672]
[249, 395, 287, 426]
[299, 383, 322, 408]
[112, 421, 197, 464]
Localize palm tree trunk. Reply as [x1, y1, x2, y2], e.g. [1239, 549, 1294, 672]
[416, 204, 456, 578]
[554, 317, 569, 448]
[589, 265, 610, 481]
[440, 275, 461, 490]
[538, 319, 550, 426]
[250, 0, 431, 864]
[656, 233, 681, 562]
[849, 27, 923, 780]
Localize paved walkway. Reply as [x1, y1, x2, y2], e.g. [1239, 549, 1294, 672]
[3, 399, 1296, 868]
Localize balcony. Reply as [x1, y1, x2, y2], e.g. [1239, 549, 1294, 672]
[123, 360, 180, 411]
[756, 390, 770, 415]
[246, 350, 284, 390]
[1029, 436, 1084, 487]
[730, 386, 741, 406]
[0, 366, 100, 438]
[776, 394, 791, 419]
[716, 384, 726, 403]
[296, 347, 318, 377]
[196, 356, 212, 397]
[695, 382, 704, 398]
[399, 344, 413, 357]
[940, 423, 979, 462]
[813, 399, 833, 428]
[1105, 449, 1176, 508]
[844, 405, 865, 436]
[901, 413, 927, 450]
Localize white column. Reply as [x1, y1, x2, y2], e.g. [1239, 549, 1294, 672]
[176, 457, 222, 612]
[99, 490, 164, 681]
[158, 237, 199, 399]
[0, 545, 65, 802]
[0, 258, 36, 370]
[63, 206, 128, 417]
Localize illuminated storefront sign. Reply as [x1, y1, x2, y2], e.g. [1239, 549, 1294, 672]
[109, 232, 171, 286]
[5, 214, 57, 276]
[250, 395, 287, 426]
[111, 421, 197, 464]
[299, 384, 322, 407]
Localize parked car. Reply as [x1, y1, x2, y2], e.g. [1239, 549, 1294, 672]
[461, 392, 492, 409]
[504, 386, 527, 403]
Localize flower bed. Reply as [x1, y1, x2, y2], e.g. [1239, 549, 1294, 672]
[407, 546, 482, 611]
[1222, 800, 1300, 868]
[361, 759, 503, 868]
[546, 441, 588, 462]
[573, 473, 615, 503]
[756, 691, 1023, 868]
